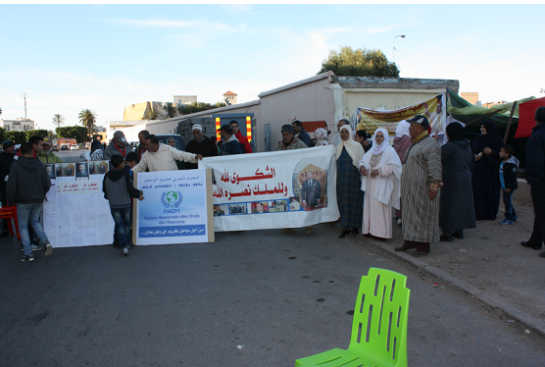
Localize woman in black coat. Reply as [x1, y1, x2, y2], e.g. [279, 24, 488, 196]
[440, 123, 477, 241]
[471, 120, 504, 220]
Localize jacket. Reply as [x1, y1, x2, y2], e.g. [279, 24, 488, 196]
[37, 151, 63, 164]
[91, 139, 104, 154]
[6, 157, 51, 205]
[103, 169, 141, 209]
[103, 141, 133, 161]
[132, 143, 197, 173]
[525, 123, 545, 187]
[135, 143, 147, 163]
[296, 128, 312, 148]
[220, 135, 243, 155]
[234, 131, 253, 153]
[185, 136, 218, 169]
[500, 156, 519, 190]
[274, 137, 308, 151]
[0, 151, 15, 196]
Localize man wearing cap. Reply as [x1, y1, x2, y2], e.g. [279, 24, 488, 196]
[395, 115, 442, 257]
[38, 137, 63, 164]
[185, 124, 218, 169]
[0, 140, 16, 236]
[230, 120, 253, 154]
[219, 125, 243, 155]
[104, 131, 133, 166]
[274, 124, 308, 151]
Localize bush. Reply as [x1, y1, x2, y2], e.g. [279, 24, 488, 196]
[56, 126, 91, 143]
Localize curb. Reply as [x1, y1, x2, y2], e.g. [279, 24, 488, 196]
[334, 223, 545, 338]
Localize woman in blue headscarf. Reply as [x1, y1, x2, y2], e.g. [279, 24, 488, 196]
[471, 120, 504, 220]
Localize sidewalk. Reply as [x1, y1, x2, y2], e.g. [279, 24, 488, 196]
[349, 198, 545, 336]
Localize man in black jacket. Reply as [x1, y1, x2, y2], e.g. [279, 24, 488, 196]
[185, 124, 218, 169]
[521, 106, 545, 257]
[0, 140, 16, 236]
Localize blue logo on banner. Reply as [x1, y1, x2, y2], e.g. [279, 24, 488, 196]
[161, 190, 183, 208]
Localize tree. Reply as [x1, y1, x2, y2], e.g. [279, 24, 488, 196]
[5, 131, 27, 144]
[165, 102, 177, 118]
[0, 128, 6, 144]
[178, 102, 227, 115]
[25, 129, 49, 140]
[318, 46, 400, 77]
[56, 126, 90, 143]
[144, 108, 157, 120]
[52, 114, 65, 130]
[78, 109, 97, 138]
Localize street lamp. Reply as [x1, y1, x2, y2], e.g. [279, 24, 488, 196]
[393, 35, 406, 64]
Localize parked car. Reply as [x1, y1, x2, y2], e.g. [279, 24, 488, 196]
[156, 134, 186, 152]
[52, 145, 59, 152]
[61, 145, 69, 150]
[69, 144, 79, 150]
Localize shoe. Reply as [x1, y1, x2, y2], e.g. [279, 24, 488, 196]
[412, 251, 430, 257]
[440, 235, 453, 242]
[453, 231, 464, 239]
[122, 248, 129, 257]
[20, 254, 35, 262]
[395, 243, 416, 252]
[31, 244, 43, 252]
[280, 228, 295, 234]
[539, 252, 545, 258]
[339, 229, 351, 239]
[499, 219, 513, 225]
[305, 226, 313, 235]
[352, 228, 359, 236]
[512, 216, 519, 222]
[521, 241, 543, 250]
[43, 241, 53, 256]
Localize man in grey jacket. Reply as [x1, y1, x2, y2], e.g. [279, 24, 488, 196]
[6, 142, 53, 261]
[104, 131, 133, 168]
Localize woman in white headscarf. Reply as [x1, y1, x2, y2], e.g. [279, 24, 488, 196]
[358, 128, 402, 239]
[336, 125, 365, 238]
[393, 120, 412, 224]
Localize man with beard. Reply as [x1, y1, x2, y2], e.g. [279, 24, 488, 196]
[38, 137, 63, 164]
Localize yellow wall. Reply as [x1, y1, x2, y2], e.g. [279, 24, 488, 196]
[123, 102, 149, 121]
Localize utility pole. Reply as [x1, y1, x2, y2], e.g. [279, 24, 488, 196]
[392, 35, 406, 64]
[24, 93, 27, 119]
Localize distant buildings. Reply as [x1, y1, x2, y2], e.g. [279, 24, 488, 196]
[0, 118, 35, 131]
[223, 91, 238, 105]
[173, 95, 197, 106]
[461, 92, 479, 105]
[123, 102, 167, 121]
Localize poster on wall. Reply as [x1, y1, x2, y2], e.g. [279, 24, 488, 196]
[134, 169, 214, 245]
[199, 145, 340, 232]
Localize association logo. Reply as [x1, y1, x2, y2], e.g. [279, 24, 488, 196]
[161, 190, 183, 208]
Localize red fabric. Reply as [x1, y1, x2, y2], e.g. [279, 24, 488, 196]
[15, 149, 37, 157]
[515, 97, 545, 139]
[234, 131, 253, 153]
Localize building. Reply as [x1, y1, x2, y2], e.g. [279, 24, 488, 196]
[173, 95, 197, 107]
[223, 91, 238, 105]
[461, 92, 479, 105]
[0, 118, 35, 132]
[483, 100, 509, 108]
[123, 102, 167, 121]
[110, 72, 459, 152]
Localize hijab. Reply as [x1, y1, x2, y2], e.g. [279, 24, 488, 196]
[372, 128, 390, 155]
[446, 122, 466, 142]
[473, 120, 504, 153]
[335, 125, 364, 167]
[395, 120, 411, 138]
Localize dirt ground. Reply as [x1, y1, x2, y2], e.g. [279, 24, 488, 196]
[386, 198, 545, 322]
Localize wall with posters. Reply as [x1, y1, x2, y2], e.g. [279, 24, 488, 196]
[199, 145, 340, 232]
[134, 169, 214, 245]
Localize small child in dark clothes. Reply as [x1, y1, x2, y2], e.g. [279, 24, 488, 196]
[499, 145, 520, 225]
[124, 152, 137, 181]
[103, 155, 144, 256]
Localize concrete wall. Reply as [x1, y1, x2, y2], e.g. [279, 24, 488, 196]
[257, 77, 334, 152]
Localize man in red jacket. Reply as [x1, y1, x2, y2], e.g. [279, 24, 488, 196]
[229, 120, 253, 154]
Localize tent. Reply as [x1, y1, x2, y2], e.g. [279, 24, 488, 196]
[514, 96, 545, 139]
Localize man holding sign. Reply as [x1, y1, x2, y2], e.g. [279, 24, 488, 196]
[132, 135, 204, 173]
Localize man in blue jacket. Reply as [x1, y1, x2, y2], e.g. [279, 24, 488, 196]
[521, 106, 545, 257]
[218, 125, 243, 155]
[292, 120, 311, 147]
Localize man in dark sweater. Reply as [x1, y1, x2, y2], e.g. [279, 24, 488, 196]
[185, 124, 218, 169]
[218, 125, 243, 155]
[6, 142, 53, 262]
[0, 140, 16, 237]
[103, 155, 144, 257]
[522, 106, 545, 257]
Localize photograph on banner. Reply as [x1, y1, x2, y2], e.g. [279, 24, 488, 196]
[45, 164, 56, 180]
[353, 93, 447, 139]
[213, 204, 228, 216]
[62, 163, 75, 178]
[199, 145, 340, 231]
[76, 162, 89, 180]
[135, 169, 211, 245]
[90, 161, 109, 175]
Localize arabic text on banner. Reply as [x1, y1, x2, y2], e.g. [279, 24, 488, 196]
[135, 169, 210, 245]
[198, 145, 340, 232]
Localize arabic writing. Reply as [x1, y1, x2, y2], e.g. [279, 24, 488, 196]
[216, 166, 286, 200]
[139, 225, 206, 238]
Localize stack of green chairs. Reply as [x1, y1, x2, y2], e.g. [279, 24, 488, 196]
[295, 268, 411, 367]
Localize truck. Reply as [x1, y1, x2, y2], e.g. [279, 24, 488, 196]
[56, 138, 77, 150]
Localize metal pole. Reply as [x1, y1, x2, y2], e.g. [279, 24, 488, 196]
[503, 101, 518, 144]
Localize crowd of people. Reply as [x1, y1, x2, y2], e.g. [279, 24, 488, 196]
[1, 106, 545, 260]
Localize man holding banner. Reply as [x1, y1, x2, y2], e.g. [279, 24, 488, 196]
[132, 135, 203, 173]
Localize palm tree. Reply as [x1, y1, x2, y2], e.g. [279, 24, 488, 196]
[78, 109, 97, 138]
[52, 114, 65, 130]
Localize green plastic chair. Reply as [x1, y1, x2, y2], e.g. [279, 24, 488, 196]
[295, 268, 411, 367]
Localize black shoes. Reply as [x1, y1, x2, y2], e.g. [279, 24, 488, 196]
[453, 231, 464, 239]
[412, 251, 430, 257]
[395, 243, 416, 252]
[521, 241, 543, 250]
[339, 229, 351, 239]
[440, 235, 453, 242]
[352, 228, 359, 236]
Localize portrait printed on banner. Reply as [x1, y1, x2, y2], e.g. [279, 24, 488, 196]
[269, 200, 288, 213]
[228, 203, 248, 215]
[63, 163, 75, 177]
[76, 162, 89, 180]
[213, 204, 229, 217]
[293, 158, 328, 212]
[251, 201, 269, 214]
[56, 164, 63, 178]
[45, 164, 56, 180]
[289, 196, 302, 212]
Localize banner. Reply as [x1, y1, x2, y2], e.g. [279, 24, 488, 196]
[43, 179, 115, 248]
[135, 169, 214, 245]
[352, 93, 447, 140]
[198, 146, 340, 232]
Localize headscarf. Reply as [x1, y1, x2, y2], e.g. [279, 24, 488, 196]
[314, 128, 329, 147]
[472, 120, 504, 153]
[335, 125, 364, 167]
[90, 149, 104, 161]
[371, 128, 390, 155]
[395, 120, 411, 138]
[446, 122, 466, 142]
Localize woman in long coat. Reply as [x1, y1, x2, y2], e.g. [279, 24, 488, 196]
[358, 128, 402, 239]
[440, 123, 477, 241]
[336, 125, 365, 238]
[471, 120, 504, 220]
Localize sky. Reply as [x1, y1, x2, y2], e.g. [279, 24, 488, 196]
[1, 4, 544, 131]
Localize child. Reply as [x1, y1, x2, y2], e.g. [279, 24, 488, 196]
[355, 130, 372, 152]
[103, 155, 144, 256]
[499, 145, 520, 225]
[6, 142, 53, 261]
[124, 152, 137, 181]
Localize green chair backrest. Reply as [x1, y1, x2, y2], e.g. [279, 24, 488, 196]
[348, 268, 411, 364]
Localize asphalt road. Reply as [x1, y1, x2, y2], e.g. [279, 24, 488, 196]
[56, 149, 89, 163]
[1, 223, 544, 367]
